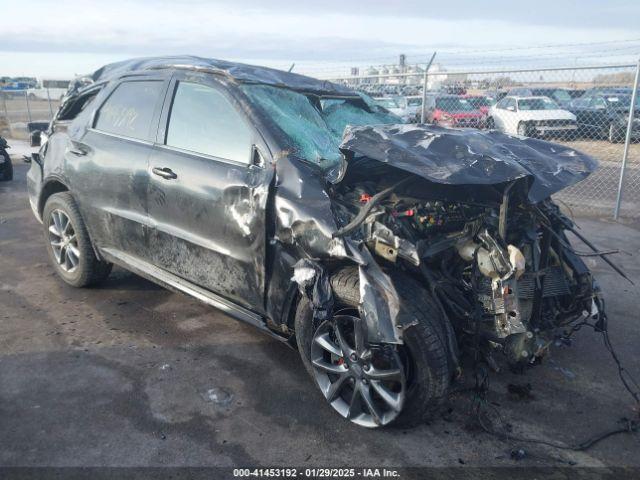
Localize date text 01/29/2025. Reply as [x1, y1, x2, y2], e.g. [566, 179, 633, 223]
[232, 468, 400, 477]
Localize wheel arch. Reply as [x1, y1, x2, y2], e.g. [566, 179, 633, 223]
[284, 259, 360, 335]
[38, 178, 70, 217]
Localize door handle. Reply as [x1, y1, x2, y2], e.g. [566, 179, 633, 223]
[152, 167, 177, 180]
[68, 143, 88, 156]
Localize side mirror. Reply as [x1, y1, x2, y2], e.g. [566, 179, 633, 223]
[507, 105, 516, 112]
[30, 130, 41, 148]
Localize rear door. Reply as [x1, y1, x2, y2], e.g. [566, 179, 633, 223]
[70, 76, 168, 260]
[146, 72, 272, 313]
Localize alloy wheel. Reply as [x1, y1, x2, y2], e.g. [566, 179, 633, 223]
[310, 313, 406, 427]
[48, 209, 80, 273]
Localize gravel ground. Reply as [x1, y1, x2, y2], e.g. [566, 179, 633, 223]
[1, 158, 639, 472]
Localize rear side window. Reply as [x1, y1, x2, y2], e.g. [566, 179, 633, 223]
[94, 81, 163, 140]
[166, 82, 252, 163]
[57, 89, 100, 121]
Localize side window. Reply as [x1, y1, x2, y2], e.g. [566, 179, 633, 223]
[502, 98, 516, 110]
[496, 98, 508, 109]
[57, 89, 100, 121]
[166, 82, 252, 163]
[572, 97, 589, 109]
[590, 97, 607, 109]
[94, 81, 163, 140]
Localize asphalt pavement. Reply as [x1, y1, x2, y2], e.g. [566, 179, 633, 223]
[1, 156, 640, 470]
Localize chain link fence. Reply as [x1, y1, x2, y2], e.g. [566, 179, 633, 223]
[330, 63, 640, 218]
[2, 63, 639, 218]
[0, 89, 62, 140]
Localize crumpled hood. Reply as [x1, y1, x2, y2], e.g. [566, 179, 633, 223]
[339, 124, 598, 202]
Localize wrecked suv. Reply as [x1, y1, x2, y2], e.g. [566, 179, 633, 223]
[28, 57, 605, 428]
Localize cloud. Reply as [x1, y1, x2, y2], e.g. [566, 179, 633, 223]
[1, 0, 638, 77]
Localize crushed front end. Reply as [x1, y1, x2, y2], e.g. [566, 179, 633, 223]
[329, 124, 610, 369]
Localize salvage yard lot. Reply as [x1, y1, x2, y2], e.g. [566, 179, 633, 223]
[1, 160, 640, 469]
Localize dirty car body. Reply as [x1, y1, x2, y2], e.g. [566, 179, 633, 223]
[28, 56, 605, 428]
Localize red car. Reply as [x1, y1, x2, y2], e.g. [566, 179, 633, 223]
[424, 94, 485, 128]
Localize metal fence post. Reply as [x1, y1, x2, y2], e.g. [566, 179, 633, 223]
[46, 88, 54, 119]
[613, 58, 640, 219]
[420, 52, 436, 123]
[24, 90, 33, 124]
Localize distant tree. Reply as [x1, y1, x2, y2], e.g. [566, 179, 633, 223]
[593, 72, 635, 85]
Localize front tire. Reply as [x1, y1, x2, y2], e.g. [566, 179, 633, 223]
[608, 123, 623, 143]
[43, 192, 112, 287]
[295, 266, 452, 428]
[517, 121, 530, 137]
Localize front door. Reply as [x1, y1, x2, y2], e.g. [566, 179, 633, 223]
[146, 74, 272, 313]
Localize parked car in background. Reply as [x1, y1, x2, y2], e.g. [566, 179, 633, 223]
[568, 93, 640, 143]
[462, 94, 495, 115]
[567, 89, 586, 99]
[582, 86, 632, 96]
[507, 87, 573, 108]
[442, 85, 466, 95]
[488, 96, 577, 137]
[395, 95, 423, 122]
[374, 97, 404, 117]
[0, 136, 13, 181]
[423, 94, 484, 128]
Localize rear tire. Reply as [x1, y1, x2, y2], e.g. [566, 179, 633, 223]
[0, 151, 12, 181]
[295, 266, 452, 427]
[43, 192, 112, 287]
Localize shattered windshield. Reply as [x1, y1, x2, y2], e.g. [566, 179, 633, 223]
[241, 84, 399, 170]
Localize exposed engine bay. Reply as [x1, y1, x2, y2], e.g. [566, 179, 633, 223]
[331, 172, 601, 369]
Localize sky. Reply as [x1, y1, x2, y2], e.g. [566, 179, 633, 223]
[1, 0, 639, 78]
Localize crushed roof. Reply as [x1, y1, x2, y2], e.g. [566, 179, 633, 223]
[84, 56, 354, 96]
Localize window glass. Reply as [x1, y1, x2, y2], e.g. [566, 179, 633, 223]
[95, 81, 163, 139]
[167, 82, 252, 163]
[240, 85, 398, 170]
[517, 97, 559, 111]
[496, 98, 509, 109]
[375, 98, 400, 110]
[436, 97, 474, 111]
[551, 90, 571, 103]
[58, 89, 100, 120]
[504, 98, 516, 109]
[571, 98, 589, 108]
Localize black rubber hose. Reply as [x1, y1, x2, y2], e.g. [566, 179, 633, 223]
[332, 176, 414, 238]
